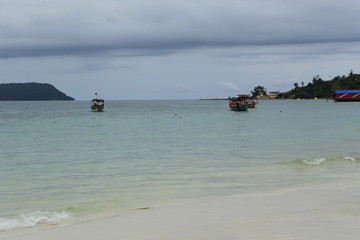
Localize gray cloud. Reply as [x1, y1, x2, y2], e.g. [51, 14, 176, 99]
[2, 0, 360, 100]
[2, 0, 360, 58]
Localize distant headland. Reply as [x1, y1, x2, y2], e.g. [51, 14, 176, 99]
[0, 82, 74, 101]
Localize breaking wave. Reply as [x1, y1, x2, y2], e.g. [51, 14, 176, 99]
[343, 156, 357, 162]
[273, 156, 359, 167]
[301, 157, 328, 165]
[0, 211, 72, 231]
[296, 156, 359, 166]
[301, 156, 358, 166]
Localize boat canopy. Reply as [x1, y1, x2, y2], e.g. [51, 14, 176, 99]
[91, 98, 104, 102]
[237, 94, 251, 98]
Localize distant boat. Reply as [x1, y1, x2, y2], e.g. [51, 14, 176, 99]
[247, 96, 259, 108]
[228, 95, 249, 111]
[89, 93, 104, 112]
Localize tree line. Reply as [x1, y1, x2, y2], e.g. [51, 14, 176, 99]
[251, 71, 360, 99]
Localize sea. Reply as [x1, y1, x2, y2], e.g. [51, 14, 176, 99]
[1, 99, 359, 234]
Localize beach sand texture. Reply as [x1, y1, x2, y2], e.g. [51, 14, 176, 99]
[8, 186, 360, 240]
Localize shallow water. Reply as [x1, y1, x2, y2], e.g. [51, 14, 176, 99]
[1, 99, 359, 232]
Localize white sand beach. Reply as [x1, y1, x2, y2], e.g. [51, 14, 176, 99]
[6, 185, 360, 240]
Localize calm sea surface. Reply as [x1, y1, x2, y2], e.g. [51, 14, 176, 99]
[1, 100, 359, 232]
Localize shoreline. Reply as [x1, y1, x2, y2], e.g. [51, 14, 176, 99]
[4, 185, 360, 240]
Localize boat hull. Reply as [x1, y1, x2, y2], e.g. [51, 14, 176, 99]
[90, 106, 104, 112]
[229, 103, 248, 111]
[248, 102, 257, 108]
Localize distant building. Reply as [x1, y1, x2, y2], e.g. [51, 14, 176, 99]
[257, 91, 266, 97]
[269, 91, 280, 99]
[334, 90, 360, 102]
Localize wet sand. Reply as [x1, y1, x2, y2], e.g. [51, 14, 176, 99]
[6, 186, 360, 240]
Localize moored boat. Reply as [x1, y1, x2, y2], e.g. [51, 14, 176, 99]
[230, 94, 258, 109]
[247, 97, 259, 108]
[228, 95, 249, 111]
[90, 93, 104, 112]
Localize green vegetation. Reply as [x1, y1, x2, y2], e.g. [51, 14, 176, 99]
[280, 71, 360, 99]
[0, 82, 74, 101]
[251, 85, 267, 97]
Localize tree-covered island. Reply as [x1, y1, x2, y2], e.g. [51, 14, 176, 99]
[0, 82, 74, 101]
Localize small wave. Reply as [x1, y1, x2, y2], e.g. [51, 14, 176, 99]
[271, 156, 359, 170]
[291, 156, 359, 166]
[344, 156, 357, 162]
[301, 158, 327, 166]
[0, 211, 72, 231]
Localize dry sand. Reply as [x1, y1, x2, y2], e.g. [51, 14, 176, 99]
[4, 186, 360, 240]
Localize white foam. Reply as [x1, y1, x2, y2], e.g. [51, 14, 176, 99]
[0, 211, 72, 231]
[344, 156, 357, 162]
[302, 158, 327, 165]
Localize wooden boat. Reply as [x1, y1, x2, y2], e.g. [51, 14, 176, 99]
[231, 94, 258, 108]
[90, 94, 104, 112]
[228, 95, 249, 111]
[247, 97, 258, 108]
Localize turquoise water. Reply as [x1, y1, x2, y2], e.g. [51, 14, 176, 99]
[1, 100, 359, 231]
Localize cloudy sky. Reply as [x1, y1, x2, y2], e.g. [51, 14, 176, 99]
[1, 0, 360, 100]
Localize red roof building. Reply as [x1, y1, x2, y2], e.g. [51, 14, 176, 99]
[268, 91, 279, 99]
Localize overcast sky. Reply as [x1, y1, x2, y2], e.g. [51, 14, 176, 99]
[1, 0, 360, 100]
